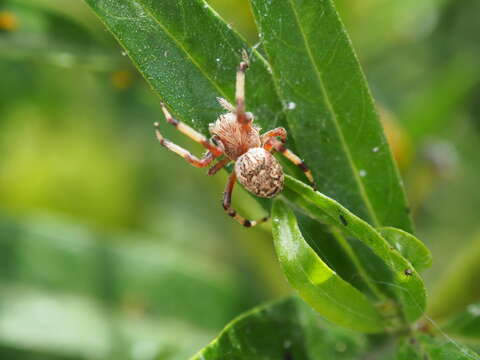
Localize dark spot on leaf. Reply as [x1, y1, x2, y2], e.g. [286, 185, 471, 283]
[405, 206, 411, 214]
[339, 214, 348, 226]
[283, 351, 293, 360]
[404, 269, 413, 276]
[409, 337, 417, 345]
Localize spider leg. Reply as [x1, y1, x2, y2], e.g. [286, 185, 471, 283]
[216, 97, 236, 113]
[264, 138, 317, 190]
[158, 102, 223, 156]
[208, 157, 231, 176]
[235, 50, 250, 124]
[223, 172, 269, 227]
[261, 127, 287, 144]
[154, 125, 217, 167]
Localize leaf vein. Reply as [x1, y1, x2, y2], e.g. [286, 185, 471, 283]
[285, 0, 380, 226]
[133, 0, 232, 103]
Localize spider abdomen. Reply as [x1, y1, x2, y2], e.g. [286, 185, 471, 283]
[235, 148, 284, 198]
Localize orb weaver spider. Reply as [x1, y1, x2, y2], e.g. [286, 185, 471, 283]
[154, 51, 316, 227]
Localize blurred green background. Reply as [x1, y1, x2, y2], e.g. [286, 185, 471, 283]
[0, 0, 479, 358]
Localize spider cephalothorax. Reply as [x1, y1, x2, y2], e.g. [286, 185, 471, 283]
[154, 51, 316, 227]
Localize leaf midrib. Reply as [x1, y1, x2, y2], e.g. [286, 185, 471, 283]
[284, 0, 381, 227]
[134, 0, 290, 140]
[133, 0, 232, 105]
[329, 226, 387, 301]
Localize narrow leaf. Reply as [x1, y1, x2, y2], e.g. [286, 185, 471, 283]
[378, 227, 432, 272]
[272, 199, 385, 333]
[83, 0, 285, 135]
[282, 175, 426, 323]
[192, 296, 367, 360]
[296, 214, 387, 300]
[443, 303, 480, 340]
[249, 0, 413, 232]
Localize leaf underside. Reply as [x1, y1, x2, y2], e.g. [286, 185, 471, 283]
[272, 199, 385, 333]
[378, 227, 432, 272]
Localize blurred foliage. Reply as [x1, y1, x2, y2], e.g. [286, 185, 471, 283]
[0, 0, 479, 358]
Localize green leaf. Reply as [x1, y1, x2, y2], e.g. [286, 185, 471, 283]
[378, 227, 432, 272]
[84, 0, 412, 235]
[282, 175, 426, 323]
[271, 199, 385, 333]
[83, 0, 285, 136]
[395, 334, 480, 360]
[442, 303, 480, 340]
[295, 214, 381, 298]
[249, 0, 413, 232]
[192, 296, 368, 360]
[296, 212, 404, 307]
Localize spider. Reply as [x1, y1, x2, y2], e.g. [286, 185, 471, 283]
[154, 51, 316, 227]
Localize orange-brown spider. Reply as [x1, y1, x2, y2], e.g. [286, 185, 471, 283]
[154, 51, 316, 227]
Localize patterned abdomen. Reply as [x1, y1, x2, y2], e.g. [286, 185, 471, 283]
[234, 148, 284, 198]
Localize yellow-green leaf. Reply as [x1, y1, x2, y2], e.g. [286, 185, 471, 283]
[272, 199, 385, 333]
[282, 175, 426, 323]
[378, 227, 432, 272]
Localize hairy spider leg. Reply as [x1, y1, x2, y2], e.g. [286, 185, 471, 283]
[158, 102, 224, 156]
[154, 125, 217, 167]
[154, 103, 224, 167]
[235, 50, 250, 124]
[223, 172, 269, 227]
[264, 138, 317, 190]
[216, 97, 236, 113]
[208, 157, 231, 176]
[261, 127, 287, 144]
